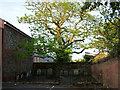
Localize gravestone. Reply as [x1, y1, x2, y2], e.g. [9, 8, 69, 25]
[26, 72, 29, 77]
[37, 69, 41, 75]
[83, 68, 88, 75]
[16, 75, 19, 80]
[21, 74, 23, 79]
[64, 70, 68, 76]
[47, 68, 53, 75]
[60, 70, 64, 76]
[84, 71, 88, 75]
[74, 69, 79, 75]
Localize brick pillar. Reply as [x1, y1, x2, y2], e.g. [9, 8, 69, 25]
[0, 19, 2, 89]
[0, 18, 4, 88]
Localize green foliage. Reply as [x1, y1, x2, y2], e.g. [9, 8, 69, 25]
[91, 19, 120, 57]
[90, 1, 120, 57]
[18, 1, 97, 63]
[74, 58, 84, 62]
[83, 55, 90, 63]
[14, 39, 34, 59]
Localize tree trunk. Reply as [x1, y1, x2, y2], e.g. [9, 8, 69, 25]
[53, 51, 70, 80]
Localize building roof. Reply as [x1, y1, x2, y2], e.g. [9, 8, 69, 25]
[85, 52, 97, 57]
[0, 18, 31, 39]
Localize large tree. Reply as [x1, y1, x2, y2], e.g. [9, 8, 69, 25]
[18, 1, 96, 63]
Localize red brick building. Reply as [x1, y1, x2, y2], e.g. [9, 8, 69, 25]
[0, 18, 33, 81]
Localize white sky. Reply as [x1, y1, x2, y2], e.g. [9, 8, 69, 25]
[0, 0, 31, 35]
[0, 0, 99, 60]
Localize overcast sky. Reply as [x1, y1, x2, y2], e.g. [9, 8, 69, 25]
[0, 0, 31, 35]
[0, 0, 99, 60]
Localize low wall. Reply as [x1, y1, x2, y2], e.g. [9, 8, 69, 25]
[33, 62, 91, 76]
[91, 57, 119, 88]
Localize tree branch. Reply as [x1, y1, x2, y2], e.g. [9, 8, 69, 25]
[50, 31, 55, 35]
[100, 12, 120, 28]
[72, 49, 85, 54]
[56, 28, 65, 45]
[75, 19, 82, 30]
[64, 39, 84, 49]
[70, 39, 84, 45]
[69, 34, 75, 44]
[44, 22, 56, 35]
[52, 21, 61, 28]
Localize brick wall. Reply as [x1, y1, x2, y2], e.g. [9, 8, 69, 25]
[0, 19, 33, 81]
[118, 59, 120, 89]
[91, 57, 119, 88]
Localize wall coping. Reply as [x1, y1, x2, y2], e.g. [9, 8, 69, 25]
[91, 56, 119, 65]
